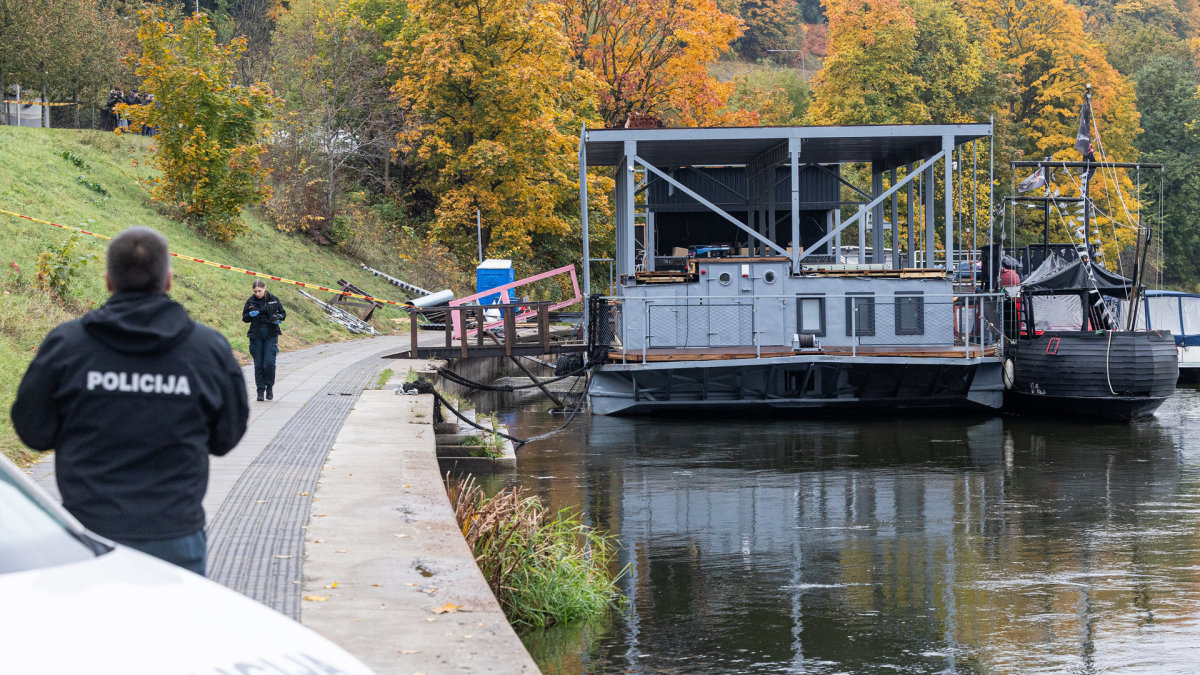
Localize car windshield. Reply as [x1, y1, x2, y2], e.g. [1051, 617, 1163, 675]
[0, 467, 108, 573]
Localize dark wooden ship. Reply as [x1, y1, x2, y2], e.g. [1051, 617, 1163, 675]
[1000, 85, 1176, 421]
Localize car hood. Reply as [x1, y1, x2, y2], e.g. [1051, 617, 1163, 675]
[0, 547, 374, 675]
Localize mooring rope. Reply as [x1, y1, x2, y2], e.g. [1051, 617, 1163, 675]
[430, 390, 529, 447]
[433, 360, 592, 392]
[429, 373, 592, 449]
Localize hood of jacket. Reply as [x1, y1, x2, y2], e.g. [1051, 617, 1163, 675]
[81, 292, 195, 354]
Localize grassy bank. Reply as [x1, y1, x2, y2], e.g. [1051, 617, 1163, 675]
[0, 126, 417, 464]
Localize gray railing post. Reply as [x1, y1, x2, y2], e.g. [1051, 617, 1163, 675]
[851, 297, 857, 357]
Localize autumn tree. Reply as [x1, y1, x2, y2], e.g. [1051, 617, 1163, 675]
[807, 0, 926, 124]
[735, 0, 802, 61]
[391, 0, 598, 271]
[810, 0, 997, 125]
[560, 0, 753, 127]
[964, 0, 1142, 261]
[120, 7, 277, 241]
[0, 0, 133, 126]
[268, 0, 402, 244]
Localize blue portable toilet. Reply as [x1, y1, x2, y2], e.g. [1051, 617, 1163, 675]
[476, 259, 515, 305]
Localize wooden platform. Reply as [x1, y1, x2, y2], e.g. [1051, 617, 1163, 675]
[607, 344, 997, 362]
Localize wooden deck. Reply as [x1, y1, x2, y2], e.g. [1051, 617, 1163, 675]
[607, 344, 998, 362]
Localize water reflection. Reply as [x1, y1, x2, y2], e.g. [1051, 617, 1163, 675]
[485, 388, 1200, 674]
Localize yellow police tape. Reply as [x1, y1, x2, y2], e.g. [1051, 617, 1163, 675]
[6, 100, 79, 107]
[0, 208, 414, 308]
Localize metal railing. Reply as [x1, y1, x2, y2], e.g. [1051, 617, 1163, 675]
[590, 292, 1004, 361]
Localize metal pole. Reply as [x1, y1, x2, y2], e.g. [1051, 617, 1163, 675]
[990, 118, 998, 292]
[1082, 86, 1093, 253]
[476, 209, 483, 264]
[579, 125, 591, 348]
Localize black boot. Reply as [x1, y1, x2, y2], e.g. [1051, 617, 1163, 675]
[266, 387, 274, 401]
[257, 389, 265, 401]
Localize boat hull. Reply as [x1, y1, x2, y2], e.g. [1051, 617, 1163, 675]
[589, 354, 1004, 416]
[1005, 330, 1177, 421]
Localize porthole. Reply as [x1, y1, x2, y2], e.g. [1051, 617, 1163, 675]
[718, 272, 732, 286]
[764, 270, 777, 283]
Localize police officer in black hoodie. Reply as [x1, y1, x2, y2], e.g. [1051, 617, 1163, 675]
[242, 279, 286, 401]
[11, 227, 249, 575]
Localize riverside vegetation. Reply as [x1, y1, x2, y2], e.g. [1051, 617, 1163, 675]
[448, 476, 625, 629]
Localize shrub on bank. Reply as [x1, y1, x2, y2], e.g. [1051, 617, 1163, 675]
[448, 476, 624, 629]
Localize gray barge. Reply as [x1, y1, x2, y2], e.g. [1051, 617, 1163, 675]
[578, 123, 1005, 415]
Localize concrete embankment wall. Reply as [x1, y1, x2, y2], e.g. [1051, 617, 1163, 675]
[302, 374, 539, 674]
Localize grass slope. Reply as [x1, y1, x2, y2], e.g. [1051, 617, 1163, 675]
[0, 127, 410, 464]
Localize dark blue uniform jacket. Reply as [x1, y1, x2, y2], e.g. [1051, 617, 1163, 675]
[242, 291, 286, 338]
[11, 292, 249, 541]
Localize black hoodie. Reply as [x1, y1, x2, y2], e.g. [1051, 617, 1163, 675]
[11, 292, 249, 541]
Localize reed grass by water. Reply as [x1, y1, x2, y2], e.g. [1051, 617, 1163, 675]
[447, 475, 624, 629]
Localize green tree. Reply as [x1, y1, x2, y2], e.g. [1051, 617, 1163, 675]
[392, 0, 597, 269]
[120, 7, 278, 241]
[727, 65, 810, 124]
[1133, 53, 1200, 284]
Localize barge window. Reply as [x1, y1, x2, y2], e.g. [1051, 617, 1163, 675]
[797, 295, 826, 337]
[1148, 296, 1183, 333]
[1183, 296, 1200, 335]
[1031, 294, 1083, 331]
[895, 292, 924, 335]
[845, 293, 875, 336]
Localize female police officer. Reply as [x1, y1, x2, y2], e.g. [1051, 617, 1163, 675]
[242, 280, 286, 401]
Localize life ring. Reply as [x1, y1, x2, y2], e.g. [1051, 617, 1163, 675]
[1002, 358, 1015, 390]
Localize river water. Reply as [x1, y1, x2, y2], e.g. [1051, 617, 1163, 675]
[479, 385, 1200, 674]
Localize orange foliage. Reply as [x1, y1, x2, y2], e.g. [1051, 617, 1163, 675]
[560, 0, 756, 127]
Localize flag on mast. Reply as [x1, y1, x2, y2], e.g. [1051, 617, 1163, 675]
[1075, 97, 1096, 176]
[1017, 166, 1046, 192]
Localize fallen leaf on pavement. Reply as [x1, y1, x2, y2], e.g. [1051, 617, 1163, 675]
[431, 603, 461, 614]
[324, 581, 339, 589]
[304, 595, 328, 602]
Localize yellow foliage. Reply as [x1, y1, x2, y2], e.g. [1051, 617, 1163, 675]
[118, 7, 279, 241]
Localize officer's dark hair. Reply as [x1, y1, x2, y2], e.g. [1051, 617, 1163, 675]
[252, 279, 266, 289]
[107, 226, 171, 293]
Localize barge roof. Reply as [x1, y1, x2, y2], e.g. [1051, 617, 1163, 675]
[581, 123, 992, 170]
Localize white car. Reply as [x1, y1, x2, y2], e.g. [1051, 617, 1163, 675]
[0, 455, 375, 675]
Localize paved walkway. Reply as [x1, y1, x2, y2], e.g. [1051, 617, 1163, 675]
[29, 335, 539, 674]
